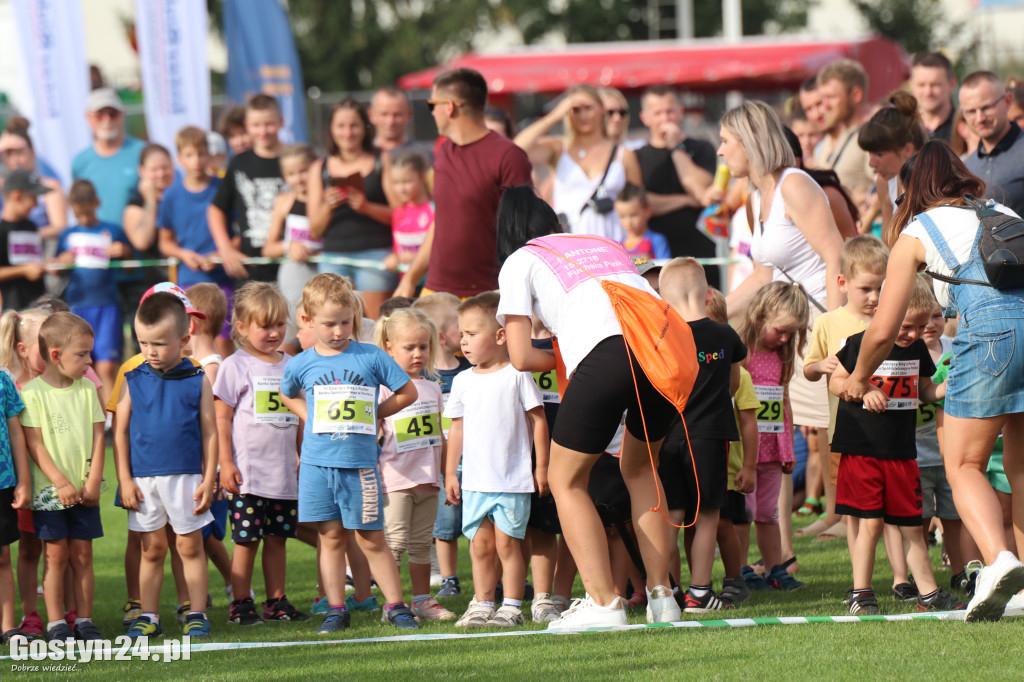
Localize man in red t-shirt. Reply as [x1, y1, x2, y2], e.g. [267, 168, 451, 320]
[395, 69, 532, 299]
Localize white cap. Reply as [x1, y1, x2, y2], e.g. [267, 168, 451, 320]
[86, 88, 124, 113]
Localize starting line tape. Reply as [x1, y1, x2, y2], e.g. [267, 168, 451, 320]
[6, 607, 1016, 661]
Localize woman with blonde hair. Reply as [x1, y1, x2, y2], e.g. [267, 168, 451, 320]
[514, 85, 642, 240]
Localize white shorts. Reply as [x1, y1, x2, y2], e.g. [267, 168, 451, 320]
[128, 473, 213, 534]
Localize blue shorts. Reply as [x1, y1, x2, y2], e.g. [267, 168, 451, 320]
[299, 463, 383, 530]
[461, 490, 531, 541]
[72, 304, 122, 363]
[433, 472, 462, 541]
[33, 506, 103, 541]
[228, 493, 298, 542]
[203, 496, 229, 541]
[318, 248, 399, 293]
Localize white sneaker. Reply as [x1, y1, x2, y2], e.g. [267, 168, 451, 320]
[546, 595, 628, 631]
[966, 551, 1024, 622]
[413, 597, 456, 621]
[1005, 590, 1024, 615]
[455, 600, 494, 628]
[645, 585, 681, 623]
[531, 594, 561, 623]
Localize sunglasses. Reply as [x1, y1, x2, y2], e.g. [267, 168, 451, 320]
[895, 192, 906, 207]
[606, 108, 628, 118]
[427, 100, 462, 112]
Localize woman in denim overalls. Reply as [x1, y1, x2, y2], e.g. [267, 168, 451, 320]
[838, 142, 1024, 623]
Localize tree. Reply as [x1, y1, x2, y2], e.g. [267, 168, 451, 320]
[851, 0, 957, 56]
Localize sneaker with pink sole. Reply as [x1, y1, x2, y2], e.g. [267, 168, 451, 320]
[413, 598, 456, 621]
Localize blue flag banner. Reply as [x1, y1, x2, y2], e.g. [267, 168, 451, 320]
[224, 0, 308, 143]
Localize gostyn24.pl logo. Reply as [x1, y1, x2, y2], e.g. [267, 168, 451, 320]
[9, 635, 193, 663]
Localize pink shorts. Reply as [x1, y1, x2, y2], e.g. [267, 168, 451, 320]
[746, 462, 783, 524]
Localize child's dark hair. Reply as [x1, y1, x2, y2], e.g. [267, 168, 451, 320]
[185, 283, 229, 339]
[246, 93, 281, 118]
[496, 186, 561, 266]
[139, 142, 172, 167]
[68, 179, 98, 206]
[378, 296, 415, 319]
[458, 291, 501, 329]
[137, 292, 189, 337]
[218, 105, 247, 137]
[38, 312, 93, 361]
[615, 183, 648, 208]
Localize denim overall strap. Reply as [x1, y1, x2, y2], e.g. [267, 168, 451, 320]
[917, 211, 962, 271]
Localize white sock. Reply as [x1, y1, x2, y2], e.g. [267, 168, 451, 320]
[502, 598, 522, 609]
[74, 617, 92, 624]
[477, 600, 495, 610]
[47, 620, 64, 631]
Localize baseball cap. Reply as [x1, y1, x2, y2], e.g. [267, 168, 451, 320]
[3, 169, 52, 197]
[86, 87, 125, 113]
[632, 255, 662, 278]
[140, 282, 207, 319]
[207, 131, 227, 157]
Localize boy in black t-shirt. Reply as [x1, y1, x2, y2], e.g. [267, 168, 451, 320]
[659, 257, 747, 614]
[829, 275, 964, 615]
[0, 170, 49, 310]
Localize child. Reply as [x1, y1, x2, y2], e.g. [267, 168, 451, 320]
[214, 282, 307, 625]
[615, 184, 670, 260]
[0, 169, 49, 311]
[658, 259, 746, 615]
[735, 281, 808, 592]
[210, 95, 287, 284]
[383, 152, 433, 274]
[280, 273, 419, 633]
[412, 292, 472, 598]
[57, 179, 131, 403]
[114, 293, 217, 639]
[443, 292, 549, 627]
[218, 105, 251, 157]
[0, 366, 30, 644]
[183, 283, 233, 604]
[829, 275, 965, 615]
[706, 289, 758, 605]
[20, 313, 105, 642]
[157, 126, 232, 357]
[374, 309, 454, 621]
[263, 144, 321, 349]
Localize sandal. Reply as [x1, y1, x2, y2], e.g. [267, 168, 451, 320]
[795, 497, 823, 517]
[778, 555, 799, 575]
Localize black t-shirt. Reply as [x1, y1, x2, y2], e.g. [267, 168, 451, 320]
[635, 140, 717, 261]
[212, 150, 285, 282]
[0, 218, 45, 311]
[833, 332, 937, 460]
[319, 155, 392, 254]
[666, 317, 747, 442]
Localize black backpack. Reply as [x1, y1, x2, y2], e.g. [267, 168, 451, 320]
[928, 194, 1024, 290]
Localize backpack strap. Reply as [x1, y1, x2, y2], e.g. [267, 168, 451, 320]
[918, 210, 993, 288]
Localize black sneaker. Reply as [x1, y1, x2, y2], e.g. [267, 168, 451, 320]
[1, 628, 27, 645]
[849, 591, 880, 615]
[683, 589, 731, 613]
[917, 589, 966, 612]
[263, 595, 311, 622]
[72, 620, 103, 641]
[228, 597, 264, 625]
[892, 581, 919, 601]
[951, 571, 969, 593]
[45, 622, 74, 643]
[385, 605, 420, 630]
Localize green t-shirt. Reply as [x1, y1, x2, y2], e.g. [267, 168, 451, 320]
[728, 367, 761, 492]
[19, 377, 104, 510]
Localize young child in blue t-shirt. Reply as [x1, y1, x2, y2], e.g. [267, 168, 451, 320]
[280, 273, 419, 634]
[0, 368, 30, 644]
[57, 179, 130, 403]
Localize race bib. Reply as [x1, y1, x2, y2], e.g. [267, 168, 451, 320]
[67, 231, 111, 269]
[868, 359, 920, 410]
[312, 384, 376, 435]
[284, 214, 323, 251]
[754, 385, 784, 433]
[916, 402, 938, 436]
[440, 393, 453, 438]
[532, 369, 560, 404]
[8, 230, 42, 265]
[390, 399, 442, 453]
[253, 376, 298, 425]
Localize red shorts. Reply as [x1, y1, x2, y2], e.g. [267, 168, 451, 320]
[835, 454, 922, 526]
[17, 509, 34, 534]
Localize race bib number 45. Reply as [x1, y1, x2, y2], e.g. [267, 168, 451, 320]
[868, 359, 920, 410]
[754, 385, 784, 433]
[253, 376, 298, 425]
[312, 384, 376, 435]
[391, 399, 442, 453]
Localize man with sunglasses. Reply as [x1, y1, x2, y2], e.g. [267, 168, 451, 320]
[961, 71, 1024, 217]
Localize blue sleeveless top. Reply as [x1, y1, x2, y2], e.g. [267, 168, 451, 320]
[125, 358, 204, 477]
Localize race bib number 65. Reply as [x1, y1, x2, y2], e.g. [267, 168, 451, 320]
[312, 384, 376, 435]
[754, 385, 784, 433]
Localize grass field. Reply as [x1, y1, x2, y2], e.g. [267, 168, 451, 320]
[5, 450, 1023, 680]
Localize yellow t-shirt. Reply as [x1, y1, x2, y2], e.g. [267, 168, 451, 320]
[19, 377, 104, 510]
[728, 367, 760, 492]
[106, 354, 200, 413]
[804, 306, 870, 443]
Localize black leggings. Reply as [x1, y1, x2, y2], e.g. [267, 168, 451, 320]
[551, 336, 679, 454]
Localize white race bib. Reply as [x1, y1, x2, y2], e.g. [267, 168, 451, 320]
[389, 399, 441, 453]
[252, 376, 298, 425]
[312, 384, 377, 435]
[867, 359, 920, 411]
[67, 231, 111, 269]
[754, 384, 784, 433]
[284, 214, 323, 252]
[8, 231, 42, 265]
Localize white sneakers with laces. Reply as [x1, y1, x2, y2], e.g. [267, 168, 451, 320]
[546, 595, 628, 631]
[646, 585, 681, 623]
[966, 551, 1024, 622]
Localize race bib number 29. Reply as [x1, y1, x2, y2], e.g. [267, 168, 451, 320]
[312, 384, 377, 435]
[754, 385, 784, 433]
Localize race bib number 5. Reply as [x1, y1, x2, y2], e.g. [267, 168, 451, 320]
[391, 399, 442, 453]
[253, 376, 297, 425]
[532, 370, 559, 403]
[868, 359, 920, 410]
[754, 385, 784, 433]
[312, 384, 376, 435]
